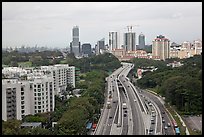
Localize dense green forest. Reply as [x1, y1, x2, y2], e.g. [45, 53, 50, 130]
[2, 50, 63, 67]
[64, 52, 121, 73]
[2, 52, 120, 135]
[2, 50, 121, 73]
[134, 55, 202, 115]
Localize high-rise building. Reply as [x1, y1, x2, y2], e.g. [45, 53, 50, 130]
[109, 32, 118, 51]
[123, 32, 136, 51]
[70, 26, 80, 56]
[138, 33, 145, 50]
[2, 75, 55, 121]
[82, 43, 92, 56]
[95, 38, 105, 55]
[193, 39, 202, 55]
[41, 64, 75, 95]
[152, 35, 170, 60]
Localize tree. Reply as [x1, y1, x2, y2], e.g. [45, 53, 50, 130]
[2, 119, 22, 135]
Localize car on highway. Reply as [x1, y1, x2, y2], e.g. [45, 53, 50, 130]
[124, 110, 127, 113]
[162, 119, 165, 123]
[134, 99, 137, 102]
[149, 128, 154, 132]
[164, 126, 168, 130]
[124, 113, 127, 117]
[151, 118, 154, 121]
[152, 113, 156, 117]
[151, 110, 155, 113]
[167, 123, 171, 127]
[109, 116, 113, 119]
[151, 121, 155, 124]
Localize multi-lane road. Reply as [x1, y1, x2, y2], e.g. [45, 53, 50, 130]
[94, 62, 175, 135]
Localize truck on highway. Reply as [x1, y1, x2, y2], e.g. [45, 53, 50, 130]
[122, 103, 127, 109]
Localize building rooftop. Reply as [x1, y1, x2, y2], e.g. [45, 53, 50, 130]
[21, 122, 42, 127]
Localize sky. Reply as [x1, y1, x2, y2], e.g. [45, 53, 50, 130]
[2, 2, 202, 49]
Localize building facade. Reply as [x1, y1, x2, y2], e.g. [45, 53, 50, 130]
[2, 75, 54, 121]
[82, 43, 92, 56]
[70, 26, 80, 56]
[124, 32, 136, 51]
[2, 64, 76, 121]
[138, 33, 145, 50]
[109, 31, 118, 51]
[152, 35, 170, 60]
[95, 38, 105, 55]
[41, 64, 76, 95]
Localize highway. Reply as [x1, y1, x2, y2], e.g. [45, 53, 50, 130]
[94, 62, 174, 135]
[140, 89, 175, 135]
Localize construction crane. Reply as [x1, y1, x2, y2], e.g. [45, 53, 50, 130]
[125, 25, 140, 33]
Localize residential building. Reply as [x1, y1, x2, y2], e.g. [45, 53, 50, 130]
[152, 35, 170, 60]
[41, 64, 75, 95]
[2, 74, 54, 121]
[169, 40, 202, 59]
[2, 64, 76, 121]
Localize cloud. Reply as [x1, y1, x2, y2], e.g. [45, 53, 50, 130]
[2, 2, 202, 48]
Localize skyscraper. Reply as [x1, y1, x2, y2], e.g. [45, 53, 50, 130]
[123, 32, 136, 51]
[95, 38, 105, 55]
[152, 35, 170, 60]
[109, 31, 118, 51]
[138, 33, 145, 50]
[82, 43, 92, 56]
[70, 26, 80, 56]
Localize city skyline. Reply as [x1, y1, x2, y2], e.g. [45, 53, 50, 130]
[2, 2, 202, 48]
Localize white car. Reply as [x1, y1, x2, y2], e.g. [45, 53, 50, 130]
[164, 126, 168, 130]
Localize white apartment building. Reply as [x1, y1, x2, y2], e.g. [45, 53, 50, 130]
[2, 75, 54, 121]
[27, 73, 55, 114]
[67, 66, 75, 88]
[41, 64, 75, 95]
[2, 79, 23, 121]
[2, 64, 75, 121]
